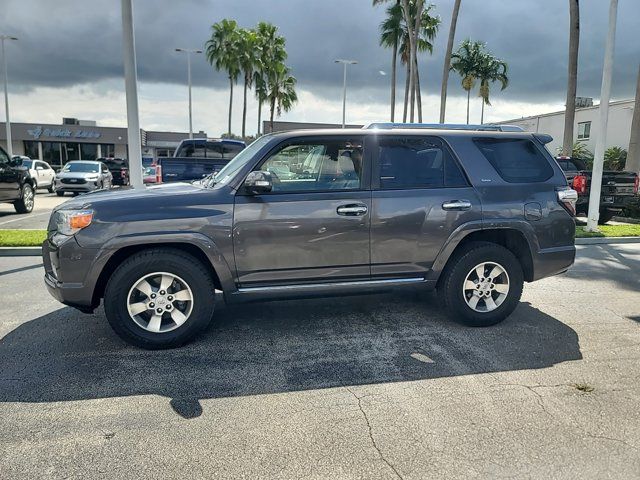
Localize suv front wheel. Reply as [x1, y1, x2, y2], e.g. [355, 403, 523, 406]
[438, 242, 524, 327]
[104, 249, 216, 349]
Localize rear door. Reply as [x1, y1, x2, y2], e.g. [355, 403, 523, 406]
[233, 135, 371, 286]
[370, 135, 482, 278]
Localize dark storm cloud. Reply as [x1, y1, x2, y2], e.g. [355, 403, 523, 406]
[2, 0, 639, 103]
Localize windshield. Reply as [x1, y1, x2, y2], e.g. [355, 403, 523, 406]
[206, 135, 272, 187]
[62, 162, 99, 173]
[21, 159, 33, 168]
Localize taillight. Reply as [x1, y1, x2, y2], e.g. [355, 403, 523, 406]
[572, 174, 587, 194]
[557, 187, 578, 217]
[634, 175, 639, 195]
[121, 168, 127, 175]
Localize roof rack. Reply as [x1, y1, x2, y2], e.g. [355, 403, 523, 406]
[363, 122, 524, 132]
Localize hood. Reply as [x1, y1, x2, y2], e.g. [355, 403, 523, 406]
[57, 171, 100, 179]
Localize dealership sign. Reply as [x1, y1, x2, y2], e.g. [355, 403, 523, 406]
[27, 126, 102, 140]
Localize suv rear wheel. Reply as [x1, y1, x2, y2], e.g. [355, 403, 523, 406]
[438, 242, 523, 327]
[104, 249, 216, 349]
[14, 183, 35, 214]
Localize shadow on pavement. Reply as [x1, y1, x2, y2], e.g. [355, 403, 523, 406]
[0, 291, 582, 418]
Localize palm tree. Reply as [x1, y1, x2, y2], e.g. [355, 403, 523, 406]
[266, 63, 298, 132]
[400, 0, 425, 122]
[253, 22, 287, 135]
[562, 0, 580, 156]
[450, 39, 483, 124]
[377, 0, 401, 121]
[205, 19, 241, 135]
[439, 0, 462, 123]
[238, 28, 258, 139]
[476, 52, 508, 124]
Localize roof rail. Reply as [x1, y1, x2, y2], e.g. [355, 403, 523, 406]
[363, 122, 524, 132]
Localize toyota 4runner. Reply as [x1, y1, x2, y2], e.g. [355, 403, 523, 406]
[43, 127, 577, 349]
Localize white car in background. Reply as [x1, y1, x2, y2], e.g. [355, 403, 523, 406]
[18, 156, 56, 193]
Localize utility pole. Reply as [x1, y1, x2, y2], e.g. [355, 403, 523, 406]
[175, 48, 203, 139]
[335, 59, 357, 128]
[121, 0, 143, 188]
[1, 35, 18, 158]
[586, 0, 618, 231]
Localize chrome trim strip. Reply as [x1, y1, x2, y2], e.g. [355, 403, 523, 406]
[237, 277, 425, 293]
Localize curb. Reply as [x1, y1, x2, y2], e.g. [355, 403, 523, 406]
[575, 236, 640, 245]
[0, 246, 42, 256]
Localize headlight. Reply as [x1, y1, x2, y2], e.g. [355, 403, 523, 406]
[86, 175, 99, 181]
[55, 209, 94, 235]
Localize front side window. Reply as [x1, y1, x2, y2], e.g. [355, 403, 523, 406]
[474, 137, 554, 183]
[259, 138, 364, 192]
[577, 121, 591, 140]
[377, 136, 467, 189]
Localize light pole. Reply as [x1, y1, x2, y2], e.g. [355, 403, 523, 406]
[586, 0, 618, 231]
[1, 35, 18, 158]
[175, 48, 202, 139]
[335, 59, 357, 128]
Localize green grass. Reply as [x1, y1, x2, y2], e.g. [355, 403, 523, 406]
[576, 224, 640, 238]
[0, 229, 47, 247]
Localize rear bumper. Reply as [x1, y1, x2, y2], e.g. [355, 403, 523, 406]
[577, 195, 639, 212]
[531, 245, 576, 281]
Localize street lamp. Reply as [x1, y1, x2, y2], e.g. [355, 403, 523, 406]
[1, 34, 18, 158]
[175, 48, 203, 139]
[335, 59, 357, 128]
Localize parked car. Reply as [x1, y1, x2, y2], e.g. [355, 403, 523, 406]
[157, 138, 245, 183]
[54, 160, 113, 197]
[43, 127, 577, 349]
[143, 165, 159, 184]
[18, 156, 56, 193]
[556, 156, 639, 224]
[101, 157, 129, 186]
[0, 147, 35, 213]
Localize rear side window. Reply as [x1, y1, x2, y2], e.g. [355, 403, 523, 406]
[378, 136, 468, 189]
[473, 137, 554, 183]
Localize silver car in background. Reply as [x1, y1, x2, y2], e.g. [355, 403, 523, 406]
[55, 160, 113, 197]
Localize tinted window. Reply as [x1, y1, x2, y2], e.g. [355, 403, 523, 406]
[378, 136, 467, 189]
[222, 143, 244, 159]
[22, 159, 34, 168]
[473, 138, 554, 183]
[0, 148, 9, 165]
[62, 162, 99, 173]
[259, 138, 364, 192]
[180, 141, 223, 158]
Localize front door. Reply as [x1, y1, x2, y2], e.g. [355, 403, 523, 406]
[233, 136, 371, 286]
[0, 147, 20, 201]
[370, 135, 482, 278]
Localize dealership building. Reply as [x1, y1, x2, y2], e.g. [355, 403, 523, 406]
[0, 117, 207, 168]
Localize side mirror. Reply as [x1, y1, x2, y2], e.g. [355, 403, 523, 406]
[243, 171, 273, 195]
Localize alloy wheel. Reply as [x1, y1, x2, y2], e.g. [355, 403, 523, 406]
[462, 261, 510, 313]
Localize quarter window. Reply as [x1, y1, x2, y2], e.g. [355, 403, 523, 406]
[577, 121, 591, 140]
[259, 139, 364, 192]
[473, 137, 554, 183]
[377, 136, 468, 189]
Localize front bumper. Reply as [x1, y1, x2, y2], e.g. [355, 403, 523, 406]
[55, 180, 100, 193]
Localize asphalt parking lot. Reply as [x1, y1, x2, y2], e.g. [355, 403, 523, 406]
[0, 192, 68, 229]
[0, 244, 639, 479]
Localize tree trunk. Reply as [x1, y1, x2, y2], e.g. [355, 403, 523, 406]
[401, 0, 416, 122]
[466, 89, 470, 124]
[391, 40, 398, 122]
[228, 77, 233, 136]
[242, 76, 248, 139]
[562, 0, 580, 156]
[410, 0, 424, 123]
[269, 98, 276, 132]
[440, 0, 461, 123]
[257, 100, 262, 135]
[625, 64, 640, 174]
[403, 62, 410, 122]
[415, 56, 422, 122]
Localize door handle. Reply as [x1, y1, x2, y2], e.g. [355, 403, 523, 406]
[442, 200, 472, 211]
[337, 204, 368, 216]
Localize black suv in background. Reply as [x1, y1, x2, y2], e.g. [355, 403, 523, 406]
[0, 145, 35, 213]
[100, 157, 129, 186]
[43, 127, 577, 349]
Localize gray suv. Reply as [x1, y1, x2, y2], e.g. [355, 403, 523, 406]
[43, 128, 577, 349]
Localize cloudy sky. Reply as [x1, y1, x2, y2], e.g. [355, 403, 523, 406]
[1, 0, 638, 135]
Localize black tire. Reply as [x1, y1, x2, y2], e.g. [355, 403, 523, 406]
[438, 242, 524, 327]
[104, 248, 216, 349]
[56, 191, 65, 197]
[48, 183, 55, 193]
[14, 183, 35, 214]
[598, 210, 615, 225]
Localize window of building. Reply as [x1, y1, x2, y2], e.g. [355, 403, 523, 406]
[100, 144, 115, 158]
[80, 143, 98, 160]
[473, 137, 554, 183]
[61, 143, 80, 164]
[577, 121, 591, 140]
[42, 142, 62, 167]
[24, 141, 39, 159]
[377, 136, 468, 189]
[259, 138, 364, 192]
[156, 148, 174, 158]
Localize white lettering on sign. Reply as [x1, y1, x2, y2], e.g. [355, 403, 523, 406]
[27, 126, 102, 140]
